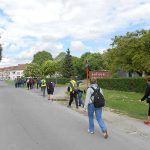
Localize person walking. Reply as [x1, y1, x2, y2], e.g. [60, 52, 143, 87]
[83, 78, 108, 139]
[77, 80, 84, 107]
[141, 77, 150, 125]
[47, 80, 54, 101]
[67, 77, 78, 108]
[41, 78, 46, 97]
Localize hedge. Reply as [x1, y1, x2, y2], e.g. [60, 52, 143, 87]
[97, 78, 147, 93]
[46, 77, 69, 84]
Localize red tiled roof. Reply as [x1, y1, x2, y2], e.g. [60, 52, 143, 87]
[0, 64, 27, 71]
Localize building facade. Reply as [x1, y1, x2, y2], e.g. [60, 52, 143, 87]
[0, 64, 26, 80]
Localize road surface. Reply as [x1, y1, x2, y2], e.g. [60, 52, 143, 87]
[0, 81, 150, 150]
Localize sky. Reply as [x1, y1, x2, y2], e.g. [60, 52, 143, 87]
[0, 0, 150, 67]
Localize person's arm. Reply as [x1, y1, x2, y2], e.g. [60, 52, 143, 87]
[84, 88, 92, 110]
[141, 85, 149, 101]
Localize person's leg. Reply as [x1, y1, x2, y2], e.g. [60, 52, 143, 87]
[78, 94, 81, 106]
[88, 104, 94, 133]
[79, 92, 84, 107]
[68, 92, 73, 107]
[43, 87, 46, 97]
[95, 107, 107, 132]
[95, 107, 108, 138]
[74, 93, 78, 108]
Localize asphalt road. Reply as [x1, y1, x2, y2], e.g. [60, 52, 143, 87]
[0, 81, 150, 150]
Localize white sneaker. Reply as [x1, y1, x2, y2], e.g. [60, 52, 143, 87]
[88, 129, 94, 134]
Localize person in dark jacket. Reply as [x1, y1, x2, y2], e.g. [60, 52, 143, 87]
[141, 77, 150, 124]
[47, 81, 54, 101]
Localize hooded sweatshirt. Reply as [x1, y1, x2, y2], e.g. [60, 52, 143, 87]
[84, 83, 103, 110]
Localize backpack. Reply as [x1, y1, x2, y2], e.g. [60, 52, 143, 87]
[90, 86, 105, 108]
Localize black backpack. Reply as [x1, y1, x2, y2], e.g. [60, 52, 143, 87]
[90, 87, 105, 108]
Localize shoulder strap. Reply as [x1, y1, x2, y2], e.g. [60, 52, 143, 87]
[90, 86, 95, 92]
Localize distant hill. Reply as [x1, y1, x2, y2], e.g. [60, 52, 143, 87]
[55, 52, 66, 61]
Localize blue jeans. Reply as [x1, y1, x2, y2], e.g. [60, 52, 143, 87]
[88, 103, 107, 132]
[78, 92, 84, 106]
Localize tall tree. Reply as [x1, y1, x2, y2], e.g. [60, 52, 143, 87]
[32, 51, 53, 65]
[62, 49, 74, 78]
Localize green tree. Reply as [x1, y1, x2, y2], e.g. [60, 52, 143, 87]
[62, 49, 74, 78]
[23, 63, 42, 77]
[32, 51, 53, 65]
[106, 29, 150, 76]
[55, 52, 66, 61]
[42, 60, 56, 77]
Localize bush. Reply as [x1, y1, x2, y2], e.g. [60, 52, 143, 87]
[97, 78, 147, 93]
[46, 77, 69, 84]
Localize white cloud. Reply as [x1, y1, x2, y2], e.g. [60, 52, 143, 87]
[0, 0, 150, 66]
[70, 41, 86, 51]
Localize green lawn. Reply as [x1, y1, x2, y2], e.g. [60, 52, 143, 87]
[103, 89, 148, 120]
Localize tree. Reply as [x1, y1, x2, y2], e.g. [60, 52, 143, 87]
[32, 51, 53, 65]
[42, 60, 56, 77]
[0, 36, 2, 61]
[23, 63, 42, 77]
[62, 49, 74, 78]
[55, 52, 66, 61]
[106, 29, 150, 76]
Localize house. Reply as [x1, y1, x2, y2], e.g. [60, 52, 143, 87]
[0, 64, 27, 80]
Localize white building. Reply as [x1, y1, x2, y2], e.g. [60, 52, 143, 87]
[0, 64, 27, 80]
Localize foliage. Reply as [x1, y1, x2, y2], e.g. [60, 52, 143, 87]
[54, 52, 66, 61]
[42, 60, 56, 77]
[97, 77, 146, 93]
[32, 51, 53, 65]
[62, 49, 74, 78]
[23, 63, 42, 77]
[104, 29, 150, 75]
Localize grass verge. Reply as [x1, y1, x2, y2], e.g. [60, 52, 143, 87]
[103, 89, 148, 120]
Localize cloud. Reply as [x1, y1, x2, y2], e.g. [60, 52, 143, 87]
[0, 0, 150, 66]
[70, 41, 86, 51]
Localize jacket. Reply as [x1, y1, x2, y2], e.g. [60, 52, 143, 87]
[69, 80, 77, 92]
[84, 84, 103, 109]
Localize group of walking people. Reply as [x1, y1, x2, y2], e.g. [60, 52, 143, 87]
[22, 77, 55, 101]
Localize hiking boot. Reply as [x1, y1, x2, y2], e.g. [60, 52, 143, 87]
[103, 131, 108, 139]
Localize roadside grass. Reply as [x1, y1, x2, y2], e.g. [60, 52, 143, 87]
[103, 89, 147, 120]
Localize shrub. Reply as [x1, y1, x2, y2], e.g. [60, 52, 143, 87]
[97, 78, 146, 93]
